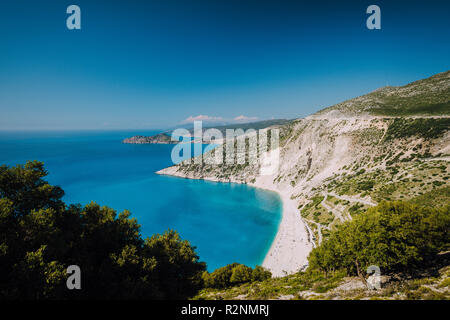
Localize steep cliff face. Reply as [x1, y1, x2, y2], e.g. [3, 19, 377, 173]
[158, 116, 449, 265]
[156, 71, 450, 275]
[267, 117, 448, 239]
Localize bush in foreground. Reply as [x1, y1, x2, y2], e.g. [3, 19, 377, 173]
[0, 161, 206, 299]
[308, 201, 449, 280]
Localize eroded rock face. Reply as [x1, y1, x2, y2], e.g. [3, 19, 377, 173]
[156, 115, 449, 275]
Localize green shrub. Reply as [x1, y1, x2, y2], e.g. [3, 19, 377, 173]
[230, 265, 253, 284]
[252, 265, 272, 282]
[357, 180, 374, 191]
[0, 161, 206, 299]
[203, 263, 272, 288]
[308, 201, 450, 276]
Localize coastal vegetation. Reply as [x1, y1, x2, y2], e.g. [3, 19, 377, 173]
[308, 201, 449, 278]
[196, 261, 450, 300]
[0, 161, 206, 299]
[201, 263, 271, 289]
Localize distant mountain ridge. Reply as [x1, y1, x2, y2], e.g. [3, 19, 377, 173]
[123, 119, 290, 144]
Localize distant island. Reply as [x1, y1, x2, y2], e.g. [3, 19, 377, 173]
[123, 133, 176, 144]
[123, 119, 290, 144]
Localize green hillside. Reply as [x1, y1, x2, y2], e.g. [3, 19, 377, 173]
[315, 70, 450, 116]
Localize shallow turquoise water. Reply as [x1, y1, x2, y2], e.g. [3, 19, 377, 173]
[0, 130, 281, 271]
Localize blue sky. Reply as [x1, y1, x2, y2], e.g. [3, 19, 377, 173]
[0, 0, 449, 130]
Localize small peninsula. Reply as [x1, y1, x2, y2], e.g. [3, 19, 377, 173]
[123, 133, 176, 144]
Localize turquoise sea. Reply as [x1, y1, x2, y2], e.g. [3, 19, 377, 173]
[0, 130, 281, 271]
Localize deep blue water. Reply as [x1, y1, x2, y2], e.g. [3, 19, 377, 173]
[0, 130, 281, 271]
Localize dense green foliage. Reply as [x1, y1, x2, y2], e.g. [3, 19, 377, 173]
[384, 118, 450, 141]
[202, 263, 271, 289]
[0, 161, 206, 299]
[411, 186, 450, 208]
[308, 201, 449, 276]
[371, 102, 450, 116]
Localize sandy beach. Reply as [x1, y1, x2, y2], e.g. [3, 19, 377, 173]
[249, 176, 313, 277]
[157, 166, 313, 277]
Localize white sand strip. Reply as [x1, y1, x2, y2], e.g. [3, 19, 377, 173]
[250, 177, 312, 277]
